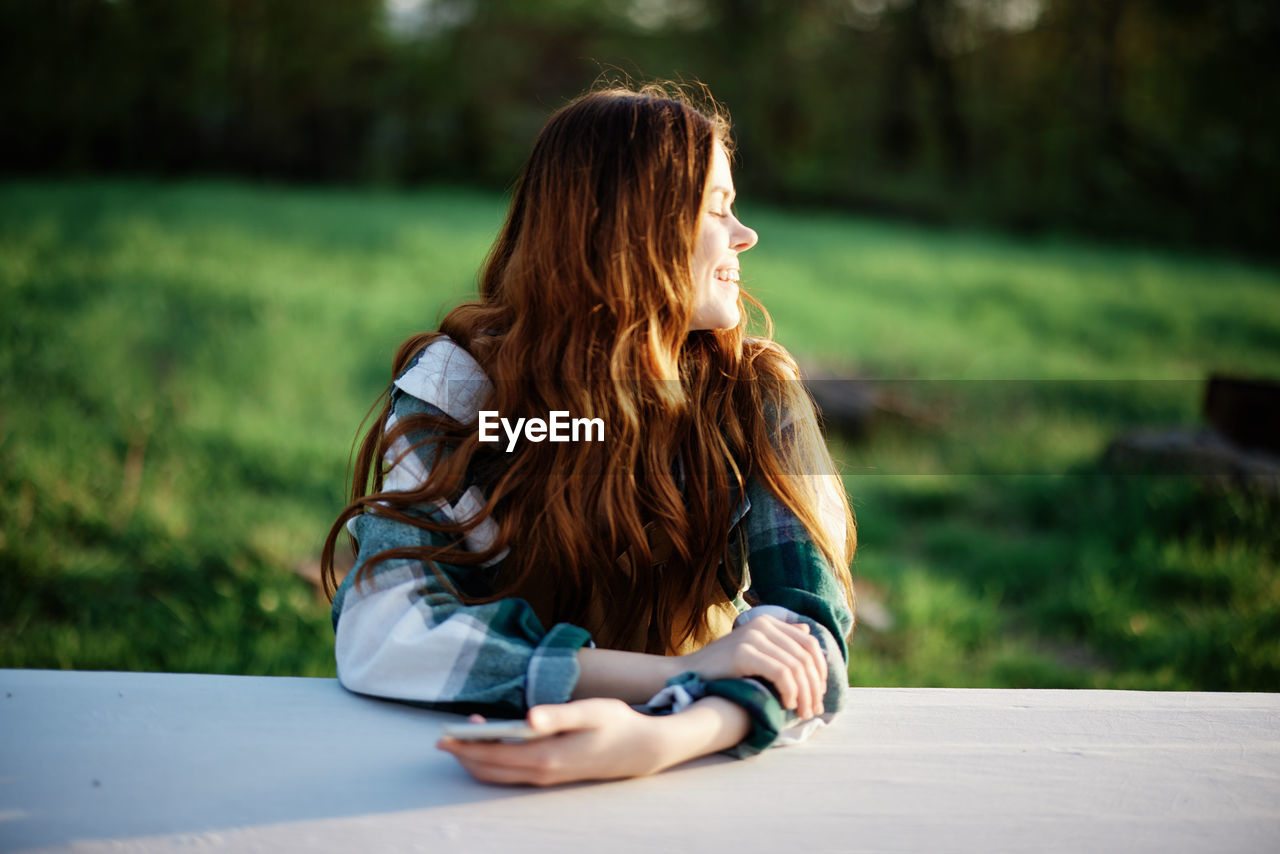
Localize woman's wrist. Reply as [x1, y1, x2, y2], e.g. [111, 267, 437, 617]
[646, 696, 753, 771]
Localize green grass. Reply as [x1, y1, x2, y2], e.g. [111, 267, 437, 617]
[3, 178, 1278, 689]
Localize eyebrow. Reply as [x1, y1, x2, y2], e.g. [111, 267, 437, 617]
[708, 185, 735, 201]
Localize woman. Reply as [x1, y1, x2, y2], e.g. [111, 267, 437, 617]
[322, 83, 856, 785]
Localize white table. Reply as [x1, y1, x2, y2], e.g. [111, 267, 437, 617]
[2, 669, 1278, 853]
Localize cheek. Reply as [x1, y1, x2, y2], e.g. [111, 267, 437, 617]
[693, 231, 720, 273]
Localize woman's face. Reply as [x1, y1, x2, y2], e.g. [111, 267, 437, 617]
[689, 141, 759, 332]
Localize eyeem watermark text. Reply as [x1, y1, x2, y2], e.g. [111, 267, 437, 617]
[478, 410, 605, 452]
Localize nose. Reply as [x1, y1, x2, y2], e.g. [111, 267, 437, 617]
[732, 218, 758, 252]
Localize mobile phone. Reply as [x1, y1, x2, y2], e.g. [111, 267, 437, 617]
[441, 720, 546, 743]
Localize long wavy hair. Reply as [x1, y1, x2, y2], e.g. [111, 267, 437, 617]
[322, 83, 855, 654]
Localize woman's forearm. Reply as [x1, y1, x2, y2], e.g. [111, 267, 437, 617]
[575, 613, 830, 719]
[572, 647, 681, 703]
[649, 696, 752, 770]
[572, 649, 755, 771]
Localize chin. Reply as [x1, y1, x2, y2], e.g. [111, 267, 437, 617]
[689, 300, 741, 333]
[707, 307, 740, 331]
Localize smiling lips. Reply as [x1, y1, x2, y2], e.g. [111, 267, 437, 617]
[714, 268, 740, 282]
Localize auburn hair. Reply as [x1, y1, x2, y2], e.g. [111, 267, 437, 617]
[322, 83, 855, 654]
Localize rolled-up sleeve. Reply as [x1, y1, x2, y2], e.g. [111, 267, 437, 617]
[333, 510, 592, 715]
[331, 377, 594, 716]
[670, 471, 853, 758]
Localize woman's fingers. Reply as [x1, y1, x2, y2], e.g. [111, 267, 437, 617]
[794, 623, 829, 683]
[768, 620, 827, 681]
[759, 620, 827, 717]
[436, 699, 626, 774]
[446, 751, 559, 786]
[452, 756, 529, 785]
[740, 618, 827, 718]
[776, 620, 828, 717]
[437, 699, 656, 786]
[767, 641, 817, 718]
[678, 614, 831, 718]
[737, 647, 793, 717]
[437, 734, 558, 773]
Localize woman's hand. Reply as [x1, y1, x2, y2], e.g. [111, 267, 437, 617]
[437, 700, 668, 786]
[677, 615, 827, 719]
[437, 697, 752, 786]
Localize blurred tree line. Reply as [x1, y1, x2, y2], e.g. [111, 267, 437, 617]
[3, 0, 1277, 253]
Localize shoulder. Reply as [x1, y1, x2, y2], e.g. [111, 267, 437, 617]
[392, 335, 494, 424]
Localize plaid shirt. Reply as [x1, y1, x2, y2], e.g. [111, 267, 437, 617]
[332, 339, 853, 757]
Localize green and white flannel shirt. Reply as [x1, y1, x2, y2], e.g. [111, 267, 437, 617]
[332, 337, 853, 757]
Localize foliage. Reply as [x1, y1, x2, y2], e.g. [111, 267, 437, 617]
[2, 0, 1278, 253]
[3, 180, 1278, 688]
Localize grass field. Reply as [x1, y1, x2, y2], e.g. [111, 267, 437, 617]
[3, 179, 1278, 689]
